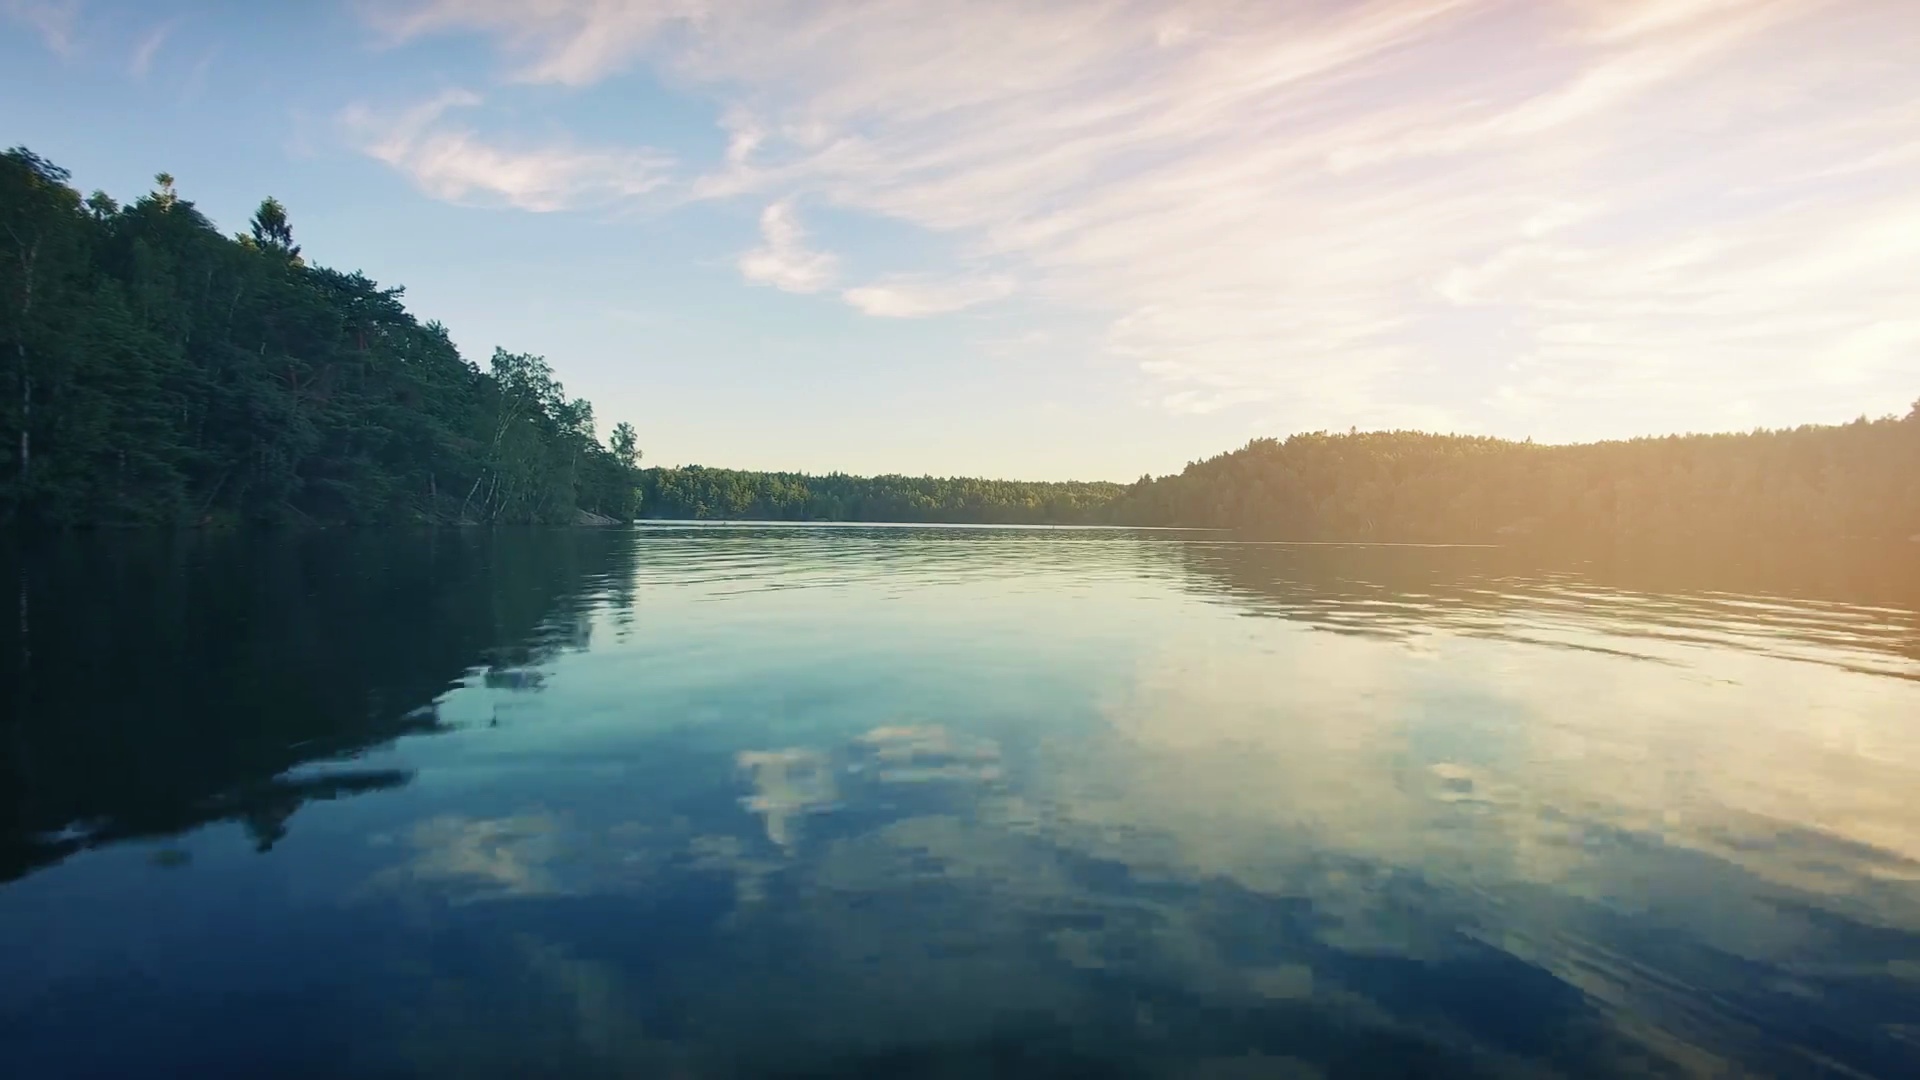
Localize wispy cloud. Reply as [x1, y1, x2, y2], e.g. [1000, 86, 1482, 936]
[738, 199, 836, 293]
[3, 0, 82, 56]
[339, 90, 673, 213]
[376, 0, 1920, 434]
[177, 44, 216, 104]
[129, 18, 175, 78]
[364, 0, 699, 86]
[843, 274, 1013, 319]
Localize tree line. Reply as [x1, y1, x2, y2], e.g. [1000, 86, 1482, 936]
[8, 148, 1915, 543]
[637, 466, 1124, 524]
[0, 148, 642, 527]
[638, 414, 1920, 547]
[1104, 415, 1920, 546]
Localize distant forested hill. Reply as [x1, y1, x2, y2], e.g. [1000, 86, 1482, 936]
[1104, 416, 1920, 545]
[0, 148, 642, 527]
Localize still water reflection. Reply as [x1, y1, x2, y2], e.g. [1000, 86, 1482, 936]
[2, 527, 1918, 1078]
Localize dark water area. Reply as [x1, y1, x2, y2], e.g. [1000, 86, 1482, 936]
[2, 527, 1917, 1079]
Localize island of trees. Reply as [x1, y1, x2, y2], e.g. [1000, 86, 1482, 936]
[5, 147, 1917, 544]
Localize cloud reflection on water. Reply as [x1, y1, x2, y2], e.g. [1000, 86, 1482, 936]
[356, 528, 1920, 1076]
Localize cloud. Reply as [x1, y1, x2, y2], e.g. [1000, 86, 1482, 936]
[177, 45, 215, 104]
[340, 90, 673, 212]
[1028, 574, 1920, 1062]
[366, 0, 700, 86]
[738, 199, 837, 293]
[3, 0, 81, 55]
[377, 0, 1920, 435]
[129, 18, 174, 78]
[842, 274, 1013, 318]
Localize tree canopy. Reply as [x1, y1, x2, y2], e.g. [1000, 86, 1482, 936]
[1104, 419, 1920, 547]
[637, 467, 1124, 524]
[0, 148, 641, 527]
[6, 149, 1914, 545]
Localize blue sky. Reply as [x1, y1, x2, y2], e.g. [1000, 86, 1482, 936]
[4, 0, 1917, 480]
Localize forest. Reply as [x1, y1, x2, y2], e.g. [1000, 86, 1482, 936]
[7, 147, 1917, 543]
[1105, 417, 1920, 546]
[637, 414, 1920, 546]
[636, 466, 1124, 523]
[0, 148, 642, 527]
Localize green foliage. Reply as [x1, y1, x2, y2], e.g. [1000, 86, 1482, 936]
[245, 196, 300, 263]
[610, 422, 640, 470]
[0, 149, 643, 528]
[641, 416, 1920, 541]
[638, 467, 1124, 524]
[7, 150, 1910, 542]
[1107, 422, 1920, 546]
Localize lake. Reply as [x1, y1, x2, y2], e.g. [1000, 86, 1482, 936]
[2, 526, 1918, 1078]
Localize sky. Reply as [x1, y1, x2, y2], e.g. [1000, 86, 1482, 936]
[3, 0, 1917, 481]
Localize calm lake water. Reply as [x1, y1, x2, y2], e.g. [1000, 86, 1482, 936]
[3, 526, 1919, 1078]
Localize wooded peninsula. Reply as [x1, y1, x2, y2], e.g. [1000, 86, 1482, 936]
[6, 149, 1917, 544]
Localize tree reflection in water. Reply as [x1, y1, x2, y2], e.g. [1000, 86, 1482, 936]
[0, 528, 634, 883]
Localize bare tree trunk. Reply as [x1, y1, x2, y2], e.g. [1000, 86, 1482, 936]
[195, 466, 233, 520]
[460, 472, 486, 523]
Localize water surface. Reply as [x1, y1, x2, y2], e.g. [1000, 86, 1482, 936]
[3, 526, 1918, 1078]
